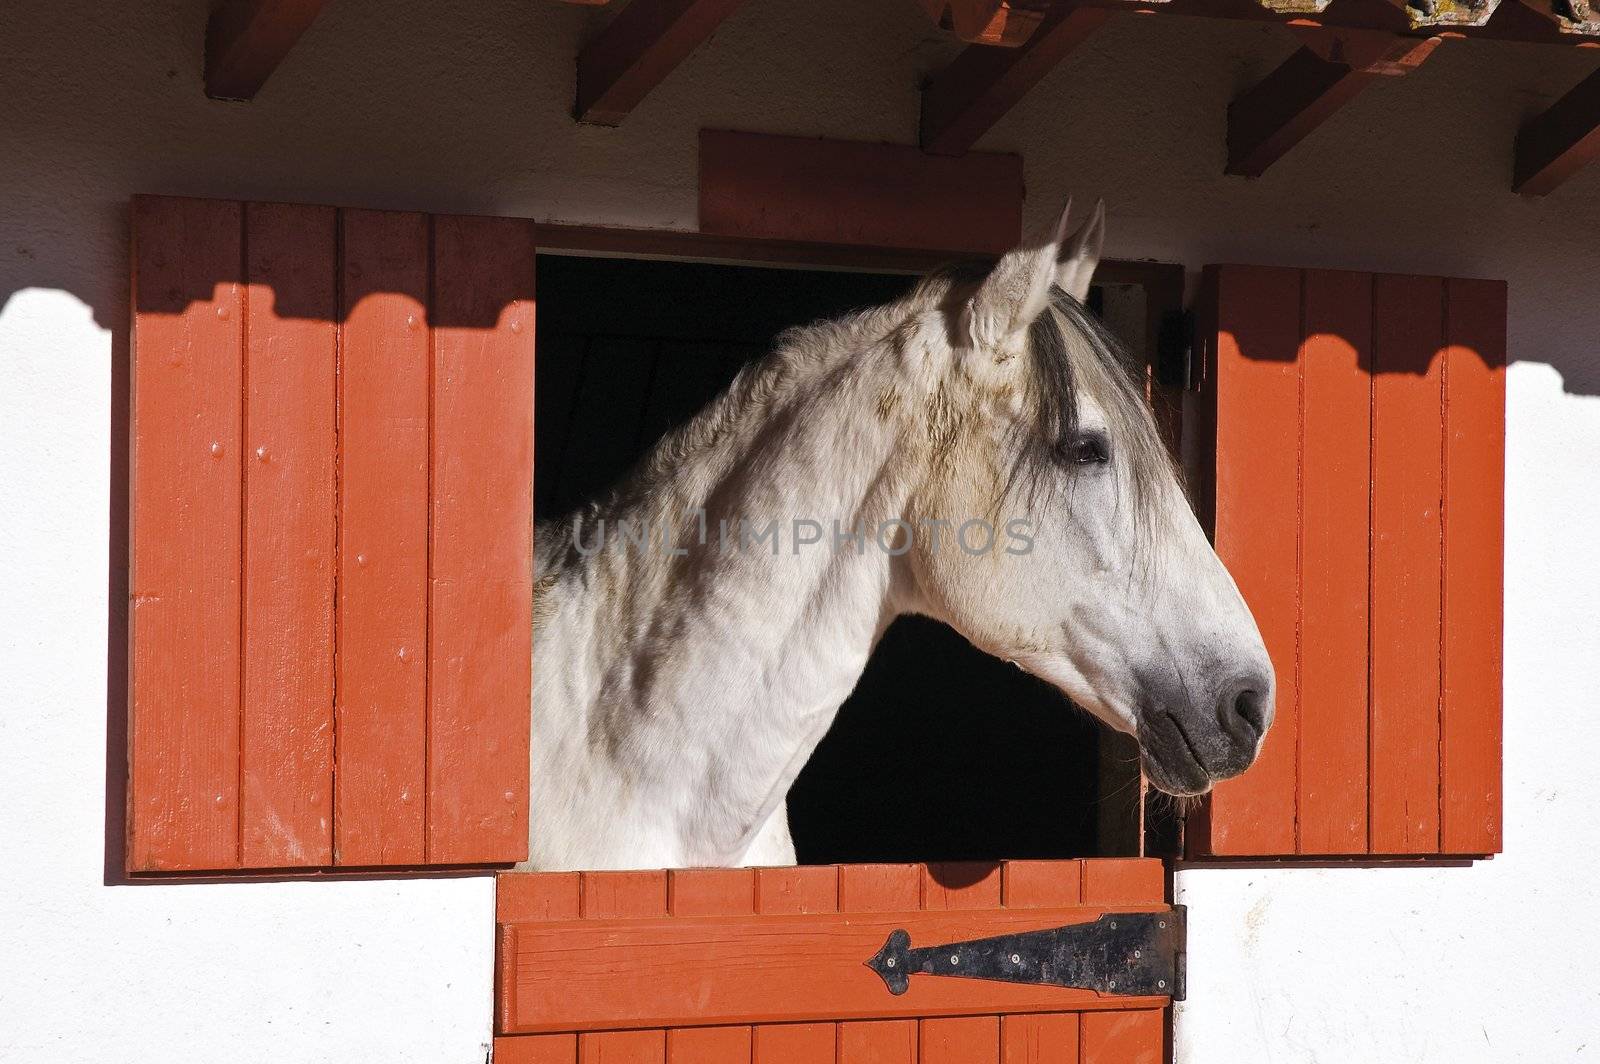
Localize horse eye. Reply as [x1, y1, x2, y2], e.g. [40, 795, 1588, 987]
[1060, 433, 1110, 466]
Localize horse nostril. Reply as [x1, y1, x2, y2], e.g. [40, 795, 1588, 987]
[1222, 686, 1269, 743]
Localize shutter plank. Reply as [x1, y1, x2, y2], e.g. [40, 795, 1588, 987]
[1297, 270, 1372, 855]
[668, 869, 757, 1064]
[923, 1016, 998, 1064]
[759, 866, 841, 1062]
[1441, 279, 1506, 855]
[428, 214, 536, 863]
[752, 1025, 835, 1064]
[580, 872, 669, 1064]
[336, 209, 430, 865]
[1079, 860, 1164, 1064]
[240, 201, 337, 866]
[496, 1037, 577, 1064]
[1370, 275, 1445, 854]
[1202, 265, 1302, 856]
[1000, 861, 1082, 1064]
[921, 865, 1001, 1064]
[838, 865, 920, 1064]
[130, 196, 245, 872]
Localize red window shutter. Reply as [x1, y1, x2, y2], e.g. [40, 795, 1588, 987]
[1189, 264, 1504, 859]
[129, 196, 533, 872]
[494, 860, 1167, 1063]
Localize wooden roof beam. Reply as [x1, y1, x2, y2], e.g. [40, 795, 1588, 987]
[205, 0, 329, 101]
[1515, 62, 1600, 193]
[917, 1, 1059, 46]
[1226, 28, 1448, 177]
[921, 3, 1111, 156]
[576, 0, 746, 126]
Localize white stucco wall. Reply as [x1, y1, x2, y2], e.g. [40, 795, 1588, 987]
[2, 2, 1596, 1061]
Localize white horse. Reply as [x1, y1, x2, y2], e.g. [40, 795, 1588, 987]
[525, 203, 1273, 871]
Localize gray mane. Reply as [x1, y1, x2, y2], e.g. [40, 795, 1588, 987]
[535, 263, 1179, 581]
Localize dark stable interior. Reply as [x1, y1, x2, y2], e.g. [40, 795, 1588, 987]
[535, 254, 1111, 864]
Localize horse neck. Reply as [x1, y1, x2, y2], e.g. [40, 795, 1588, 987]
[532, 332, 924, 869]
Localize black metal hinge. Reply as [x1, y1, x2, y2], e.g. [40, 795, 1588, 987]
[865, 906, 1186, 1001]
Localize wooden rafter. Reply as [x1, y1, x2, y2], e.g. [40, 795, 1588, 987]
[922, 0, 1600, 46]
[1227, 29, 1447, 177]
[575, 0, 746, 125]
[1515, 63, 1600, 193]
[921, 4, 1111, 156]
[917, 0, 1057, 46]
[204, 0, 328, 101]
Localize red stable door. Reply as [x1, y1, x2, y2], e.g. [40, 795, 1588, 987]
[495, 859, 1173, 1064]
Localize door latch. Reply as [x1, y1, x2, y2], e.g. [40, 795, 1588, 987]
[865, 906, 1185, 1001]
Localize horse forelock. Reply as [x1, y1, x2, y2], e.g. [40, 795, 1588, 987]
[909, 262, 1181, 540]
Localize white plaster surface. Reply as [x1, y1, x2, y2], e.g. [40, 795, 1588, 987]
[2, 1, 1597, 1060]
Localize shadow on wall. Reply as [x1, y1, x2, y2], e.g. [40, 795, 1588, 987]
[13, 199, 1542, 884]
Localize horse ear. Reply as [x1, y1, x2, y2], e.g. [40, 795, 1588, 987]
[961, 201, 1076, 353]
[1054, 199, 1105, 304]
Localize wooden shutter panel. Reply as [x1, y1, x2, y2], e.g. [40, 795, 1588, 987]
[1189, 264, 1504, 859]
[129, 196, 533, 872]
[495, 860, 1167, 1063]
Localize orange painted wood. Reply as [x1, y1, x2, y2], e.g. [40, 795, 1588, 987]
[499, 871, 582, 923]
[496, 1036, 578, 1064]
[132, 196, 553, 872]
[667, 1027, 750, 1064]
[205, 0, 328, 100]
[1198, 265, 1303, 857]
[581, 1031, 666, 1064]
[1001, 1014, 1078, 1064]
[427, 214, 536, 864]
[922, 1016, 998, 1064]
[922, 862, 1003, 910]
[699, 130, 1023, 256]
[239, 201, 336, 867]
[669, 870, 756, 1064]
[335, 208, 431, 866]
[838, 1021, 915, 1064]
[1079, 861, 1164, 1064]
[1440, 279, 1506, 854]
[575, 0, 747, 125]
[756, 865, 840, 914]
[921, 5, 1110, 156]
[753, 1024, 837, 1064]
[1297, 269, 1372, 855]
[839, 866, 920, 1064]
[583, 870, 670, 918]
[920, 863, 1001, 1062]
[1079, 860, 1164, 907]
[758, 865, 839, 1061]
[499, 874, 581, 1038]
[499, 1036, 582, 1062]
[1370, 274, 1445, 854]
[839, 864, 923, 912]
[130, 195, 245, 872]
[1001, 860, 1082, 908]
[580, 871, 669, 1064]
[1078, 1010, 1162, 1064]
[499, 904, 1169, 1033]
